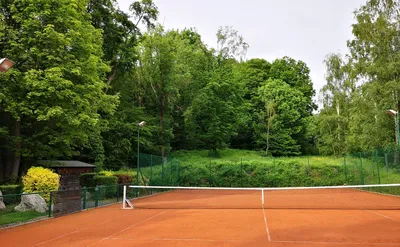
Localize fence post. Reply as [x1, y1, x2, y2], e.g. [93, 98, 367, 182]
[240, 158, 243, 187]
[95, 186, 99, 207]
[150, 155, 153, 185]
[82, 187, 87, 209]
[385, 153, 389, 173]
[360, 153, 364, 185]
[116, 184, 120, 202]
[273, 158, 277, 187]
[376, 150, 381, 184]
[344, 156, 348, 184]
[48, 192, 53, 218]
[162, 158, 165, 184]
[209, 159, 212, 186]
[177, 160, 181, 186]
[307, 156, 311, 175]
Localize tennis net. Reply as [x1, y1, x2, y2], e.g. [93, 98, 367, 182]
[122, 184, 400, 210]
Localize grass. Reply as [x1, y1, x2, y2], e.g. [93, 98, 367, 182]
[0, 206, 47, 227]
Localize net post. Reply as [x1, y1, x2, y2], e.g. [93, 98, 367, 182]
[261, 189, 264, 208]
[122, 185, 127, 209]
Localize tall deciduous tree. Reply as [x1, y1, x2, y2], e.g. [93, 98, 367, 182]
[0, 0, 118, 181]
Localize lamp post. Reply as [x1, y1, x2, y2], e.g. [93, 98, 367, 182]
[387, 109, 399, 149]
[0, 58, 15, 73]
[136, 121, 147, 189]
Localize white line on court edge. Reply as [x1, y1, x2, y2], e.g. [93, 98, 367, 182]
[366, 210, 398, 221]
[86, 210, 171, 247]
[35, 219, 115, 246]
[272, 240, 400, 245]
[262, 208, 271, 241]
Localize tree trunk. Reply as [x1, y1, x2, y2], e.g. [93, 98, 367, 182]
[10, 120, 21, 183]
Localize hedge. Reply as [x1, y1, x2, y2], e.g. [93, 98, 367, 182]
[0, 184, 22, 205]
[80, 173, 97, 187]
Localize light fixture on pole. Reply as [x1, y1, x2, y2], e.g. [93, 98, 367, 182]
[0, 58, 15, 73]
[387, 109, 399, 149]
[136, 121, 147, 193]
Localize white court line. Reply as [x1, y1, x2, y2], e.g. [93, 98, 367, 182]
[153, 238, 256, 242]
[366, 210, 398, 221]
[262, 208, 271, 241]
[272, 240, 400, 245]
[35, 219, 114, 246]
[86, 210, 170, 247]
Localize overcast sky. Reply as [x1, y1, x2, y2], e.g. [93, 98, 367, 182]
[117, 0, 366, 102]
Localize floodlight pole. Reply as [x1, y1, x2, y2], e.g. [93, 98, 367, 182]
[136, 121, 147, 191]
[387, 110, 400, 149]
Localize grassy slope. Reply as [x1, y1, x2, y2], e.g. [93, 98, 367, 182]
[172, 149, 399, 185]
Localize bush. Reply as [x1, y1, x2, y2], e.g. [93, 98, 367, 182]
[22, 167, 60, 203]
[94, 176, 118, 198]
[80, 173, 97, 187]
[0, 184, 22, 204]
[113, 174, 133, 185]
[99, 170, 113, 177]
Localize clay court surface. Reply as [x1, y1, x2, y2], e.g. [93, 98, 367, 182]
[1, 188, 400, 247]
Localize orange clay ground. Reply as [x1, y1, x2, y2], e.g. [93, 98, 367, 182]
[1, 189, 400, 247]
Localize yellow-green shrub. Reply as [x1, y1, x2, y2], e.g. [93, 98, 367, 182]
[98, 170, 113, 177]
[22, 166, 60, 203]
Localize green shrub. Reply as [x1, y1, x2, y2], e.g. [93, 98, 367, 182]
[94, 176, 118, 198]
[0, 184, 22, 205]
[80, 173, 97, 187]
[94, 175, 118, 186]
[98, 170, 113, 177]
[22, 167, 60, 203]
[114, 174, 133, 185]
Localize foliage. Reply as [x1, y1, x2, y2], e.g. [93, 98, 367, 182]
[79, 173, 97, 188]
[113, 174, 133, 185]
[93, 175, 118, 186]
[22, 167, 59, 202]
[0, 184, 22, 204]
[98, 170, 114, 177]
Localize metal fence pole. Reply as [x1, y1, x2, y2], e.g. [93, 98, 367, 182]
[95, 186, 99, 207]
[344, 156, 348, 184]
[376, 151, 381, 184]
[360, 153, 364, 185]
[273, 158, 277, 187]
[162, 158, 165, 185]
[82, 187, 87, 209]
[385, 153, 389, 173]
[240, 158, 243, 187]
[150, 155, 153, 185]
[307, 156, 311, 175]
[48, 192, 53, 217]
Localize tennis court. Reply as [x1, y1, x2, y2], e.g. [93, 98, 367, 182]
[1, 184, 400, 247]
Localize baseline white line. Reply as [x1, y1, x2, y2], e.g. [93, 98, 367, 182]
[272, 240, 400, 245]
[153, 238, 256, 242]
[35, 219, 114, 246]
[86, 210, 170, 247]
[262, 208, 271, 241]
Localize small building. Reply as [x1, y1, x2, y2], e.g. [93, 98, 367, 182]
[38, 160, 96, 190]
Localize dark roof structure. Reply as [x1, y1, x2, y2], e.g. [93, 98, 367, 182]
[38, 160, 96, 168]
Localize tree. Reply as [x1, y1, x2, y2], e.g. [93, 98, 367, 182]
[185, 66, 246, 154]
[0, 0, 118, 181]
[216, 26, 249, 61]
[255, 79, 308, 156]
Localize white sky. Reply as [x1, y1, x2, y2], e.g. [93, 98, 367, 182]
[117, 0, 366, 104]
